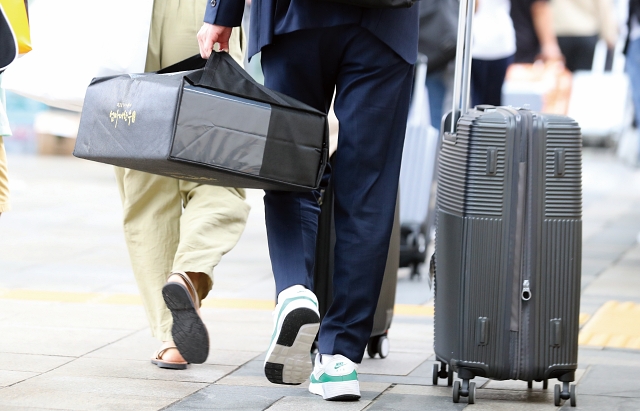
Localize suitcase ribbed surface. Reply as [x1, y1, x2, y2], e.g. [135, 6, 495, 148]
[435, 108, 582, 382]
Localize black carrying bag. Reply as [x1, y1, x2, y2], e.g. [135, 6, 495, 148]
[320, 0, 417, 8]
[418, 0, 459, 73]
[74, 52, 329, 191]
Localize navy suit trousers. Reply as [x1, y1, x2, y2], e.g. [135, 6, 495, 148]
[260, 25, 414, 363]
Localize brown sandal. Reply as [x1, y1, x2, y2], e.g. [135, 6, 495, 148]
[151, 346, 188, 370]
[162, 272, 209, 364]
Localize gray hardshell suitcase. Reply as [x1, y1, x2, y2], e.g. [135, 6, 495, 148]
[430, 0, 583, 406]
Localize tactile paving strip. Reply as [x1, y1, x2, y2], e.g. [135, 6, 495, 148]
[579, 301, 640, 349]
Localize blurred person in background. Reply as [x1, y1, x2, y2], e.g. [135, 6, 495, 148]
[115, 0, 250, 370]
[0, 5, 17, 216]
[511, 0, 565, 62]
[551, 0, 618, 72]
[0, 74, 10, 216]
[418, 0, 459, 125]
[471, 0, 517, 106]
[625, 0, 640, 164]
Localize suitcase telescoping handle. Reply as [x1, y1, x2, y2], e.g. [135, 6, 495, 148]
[449, 0, 476, 134]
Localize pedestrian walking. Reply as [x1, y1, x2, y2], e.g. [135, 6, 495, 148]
[471, 0, 517, 106]
[115, 0, 250, 370]
[197, 1, 418, 401]
[551, 0, 618, 72]
[511, 0, 564, 63]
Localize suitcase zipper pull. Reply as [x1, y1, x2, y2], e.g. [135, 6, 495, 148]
[522, 280, 531, 301]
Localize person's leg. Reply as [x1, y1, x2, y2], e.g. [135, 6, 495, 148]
[558, 35, 598, 72]
[174, 183, 250, 300]
[261, 30, 339, 295]
[134, 0, 248, 366]
[471, 56, 513, 107]
[114, 167, 181, 343]
[260, 28, 340, 386]
[626, 37, 640, 165]
[320, 26, 414, 364]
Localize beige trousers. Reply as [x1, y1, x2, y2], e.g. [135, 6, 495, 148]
[115, 0, 250, 342]
[0, 137, 9, 213]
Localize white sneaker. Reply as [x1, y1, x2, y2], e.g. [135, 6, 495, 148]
[309, 353, 361, 401]
[264, 285, 320, 385]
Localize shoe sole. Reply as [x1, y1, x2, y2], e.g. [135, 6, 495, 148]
[151, 359, 188, 370]
[162, 283, 209, 364]
[264, 307, 320, 385]
[309, 380, 361, 401]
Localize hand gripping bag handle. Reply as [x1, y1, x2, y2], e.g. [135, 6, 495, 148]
[449, 0, 476, 133]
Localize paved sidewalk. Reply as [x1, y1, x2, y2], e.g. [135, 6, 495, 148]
[0, 147, 639, 410]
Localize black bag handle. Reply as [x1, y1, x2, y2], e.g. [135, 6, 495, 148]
[196, 51, 290, 107]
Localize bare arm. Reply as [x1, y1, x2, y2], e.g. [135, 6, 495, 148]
[530, 0, 564, 62]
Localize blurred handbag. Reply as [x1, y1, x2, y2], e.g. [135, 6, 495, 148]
[2, 0, 153, 112]
[418, 0, 458, 73]
[0, 0, 30, 55]
[74, 52, 329, 191]
[0, 4, 17, 71]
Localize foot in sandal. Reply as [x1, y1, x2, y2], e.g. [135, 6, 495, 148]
[151, 342, 188, 370]
[162, 272, 210, 364]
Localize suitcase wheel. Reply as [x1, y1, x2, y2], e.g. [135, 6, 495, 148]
[452, 381, 460, 403]
[554, 382, 577, 407]
[452, 379, 475, 404]
[431, 361, 452, 386]
[468, 382, 476, 404]
[366, 334, 390, 359]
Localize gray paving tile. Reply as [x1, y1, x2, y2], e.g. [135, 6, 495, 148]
[366, 391, 466, 410]
[267, 396, 371, 411]
[0, 370, 38, 387]
[3, 301, 147, 330]
[475, 388, 555, 405]
[558, 394, 640, 410]
[582, 265, 640, 299]
[578, 347, 640, 368]
[0, 390, 178, 411]
[360, 352, 430, 376]
[387, 384, 450, 396]
[164, 385, 307, 410]
[580, 259, 611, 278]
[0, 406, 67, 411]
[49, 357, 235, 384]
[576, 365, 640, 398]
[1, 373, 206, 399]
[580, 244, 628, 262]
[468, 400, 561, 410]
[359, 373, 431, 386]
[0, 324, 134, 357]
[0, 353, 74, 373]
[85, 328, 263, 367]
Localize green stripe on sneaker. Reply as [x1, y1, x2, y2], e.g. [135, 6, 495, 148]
[310, 370, 358, 383]
[269, 296, 319, 345]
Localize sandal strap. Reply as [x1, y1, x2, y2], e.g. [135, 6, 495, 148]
[155, 346, 179, 360]
[170, 271, 200, 308]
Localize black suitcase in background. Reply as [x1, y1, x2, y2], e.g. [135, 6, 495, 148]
[313, 163, 400, 359]
[431, 0, 582, 406]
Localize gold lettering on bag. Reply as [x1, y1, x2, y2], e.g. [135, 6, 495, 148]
[109, 103, 137, 128]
